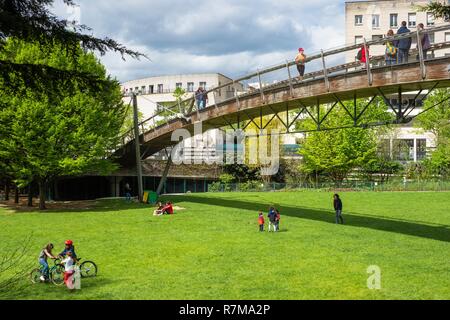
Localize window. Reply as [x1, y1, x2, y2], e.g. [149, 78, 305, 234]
[408, 13, 416, 28]
[176, 82, 182, 89]
[135, 87, 139, 92]
[355, 15, 363, 26]
[199, 82, 207, 89]
[445, 32, 450, 42]
[427, 13, 435, 26]
[157, 84, 163, 93]
[187, 82, 194, 92]
[141, 86, 146, 94]
[372, 14, 380, 28]
[355, 36, 363, 45]
[416, 139, 427, 161]
[372, 34, 383, 42]
[429, 32, 435, 44]
[148, 85, 154, 94]
[393, 139, 414, 161]
[377, 139, 391, 159]
[390, 14, 398, 28]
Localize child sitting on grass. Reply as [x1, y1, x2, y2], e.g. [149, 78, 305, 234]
[153, 201, 164, 216]
[258, 211, 265, 232]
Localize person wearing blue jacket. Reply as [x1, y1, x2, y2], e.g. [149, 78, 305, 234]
[397, 21, 412, 64]
[58, 239, 78, 262]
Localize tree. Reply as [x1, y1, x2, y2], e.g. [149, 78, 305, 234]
[297, 99, 393, 184]
[0, 39, 127, 209]
[0, 235, 34, 299]
[415, 89, 450, 178]
[0, 0, 146, 92]
[243, 115, 284, 183]
[418, 2, 450, 19]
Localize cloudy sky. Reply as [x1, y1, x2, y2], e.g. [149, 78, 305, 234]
[52, 0, 346, 83]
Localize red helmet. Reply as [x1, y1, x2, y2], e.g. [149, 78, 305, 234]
[298, 48, 304, 52]
[65, 240, 73, 246]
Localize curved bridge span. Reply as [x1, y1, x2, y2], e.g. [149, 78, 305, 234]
[116, 25, 450, 165]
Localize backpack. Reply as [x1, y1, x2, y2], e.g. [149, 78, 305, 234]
[356, 49, 362, 61]
[386, 42, 397, 57]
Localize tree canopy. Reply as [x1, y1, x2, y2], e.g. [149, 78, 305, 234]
[0, 0, 146, 91]
[297, 99, 393, 184]
[0, 38, 127, 209]
[415, 89, 450, 178]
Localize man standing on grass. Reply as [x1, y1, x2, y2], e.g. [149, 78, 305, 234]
[334, 194, 344, 225]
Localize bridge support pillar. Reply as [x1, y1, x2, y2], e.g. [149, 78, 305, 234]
[156, 156, 172, 196]
[108, 176, 123, 197]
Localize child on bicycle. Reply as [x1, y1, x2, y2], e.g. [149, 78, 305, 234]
[61, 251, 75, 290]
[58, 240, 78, 262]
[38, 243, 58, 282]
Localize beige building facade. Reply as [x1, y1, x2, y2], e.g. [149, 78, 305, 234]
[345, 0, 450, 62]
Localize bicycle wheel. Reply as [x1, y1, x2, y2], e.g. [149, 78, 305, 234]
[50, 264, 65, 286]
[80, 261, 97, 278]
[30, 268, 42, 284]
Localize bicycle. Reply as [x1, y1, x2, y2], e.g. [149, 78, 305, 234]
[77, 258, 98, 278]
[30, 259, 65, 286]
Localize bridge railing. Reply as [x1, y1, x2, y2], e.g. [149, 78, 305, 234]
[118, 23, 450, 151]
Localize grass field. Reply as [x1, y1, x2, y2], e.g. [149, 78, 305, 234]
[0, 191, 449, 300]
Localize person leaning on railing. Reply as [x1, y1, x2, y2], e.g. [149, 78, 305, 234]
[397, 21, 412, 64]
[385, 29, 398, 66]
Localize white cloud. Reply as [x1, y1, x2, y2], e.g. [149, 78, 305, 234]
[52, 0, 346, 82]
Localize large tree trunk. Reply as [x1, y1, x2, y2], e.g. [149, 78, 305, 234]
[27, 184, 33, 207]
[4, 180, 10, 201]
[14, 186, 19, 204]
[38, 180, 47, 210]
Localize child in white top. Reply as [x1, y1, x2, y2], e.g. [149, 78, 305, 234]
[61, 251, 75, 290]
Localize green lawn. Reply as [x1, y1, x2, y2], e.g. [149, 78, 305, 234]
[0, 191, 449, 300]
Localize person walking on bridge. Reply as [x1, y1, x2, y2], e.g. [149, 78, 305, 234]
[195, 87, 206, 110]
[295, 48, 307, 81]
[397, 21, 412, 64]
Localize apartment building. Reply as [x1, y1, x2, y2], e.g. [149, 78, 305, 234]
[121, 73, 244, 120]
[121, 73, 244, 163]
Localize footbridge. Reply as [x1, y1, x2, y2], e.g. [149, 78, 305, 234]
[116, 24, 450, 166]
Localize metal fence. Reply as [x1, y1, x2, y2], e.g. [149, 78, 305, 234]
[207, 180, 450, 193]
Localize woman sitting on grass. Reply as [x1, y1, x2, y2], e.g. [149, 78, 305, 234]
[153, 201, 164, 216]
[153, 202, 174, 216]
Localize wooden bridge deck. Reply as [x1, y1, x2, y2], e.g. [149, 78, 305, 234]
[117, 57, 450, 165]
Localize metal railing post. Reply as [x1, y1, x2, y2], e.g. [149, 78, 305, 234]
[321, 49, 330, 92]
[363, 38, 373, 86]
[257, 70, 266, 103]
[416, 28, 427, 80]
[286, 60, 294, 97]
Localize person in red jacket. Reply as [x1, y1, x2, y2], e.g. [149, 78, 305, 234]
[258, 212, 265, 232]
[162, 202, 174, 215]
[358, 44, 370, 67]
